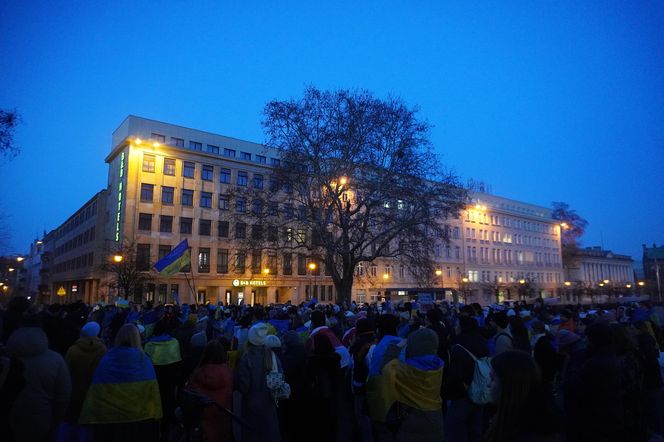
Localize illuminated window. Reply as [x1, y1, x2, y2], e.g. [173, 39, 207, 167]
[142, 154, 155, 173]
[198, 248, 210, 273]
[163, 158, 176, 175]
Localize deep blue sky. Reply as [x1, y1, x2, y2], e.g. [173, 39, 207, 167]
[1, 1, 663, 262]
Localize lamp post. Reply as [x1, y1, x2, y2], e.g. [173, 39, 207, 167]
[461, 277, 469, 304]
[435, 269, 444, 301]
[308, 262, 317, 301]
[564, 281, 571, 302]
[112, 254, 124, 300]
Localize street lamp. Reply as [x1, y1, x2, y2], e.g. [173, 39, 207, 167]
[8, 268, 15, 272]
[263, 268, 270, 275]
[307, 262, 317, 301]
[603, 279, 610, 285]
[16, 256, 24, 262]
[113, 254, 124, 263]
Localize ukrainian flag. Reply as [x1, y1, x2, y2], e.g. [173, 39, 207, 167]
[79, 346, 162, 424]
[153, 239, 190, 276]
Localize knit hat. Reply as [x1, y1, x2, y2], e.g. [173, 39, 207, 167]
[191, 331, 207, 348]
[556, 329, 581, 348]
[406, 327, 439, 359]
[81, 322, 101, 338]
[248, 322, 269, 346]
[265, 335, 281, 348]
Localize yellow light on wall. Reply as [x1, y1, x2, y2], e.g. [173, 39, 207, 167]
[462, 277, 469, 283]
[263, 268, 270, 275]
[339, 176, 348, 186]
[382, 273, 390, 280]
[564, 281, 571, 286]
[519, 279, 526, 284]
[135, 138, 142, 145]
[308, 262, 317, 271]
[435, 269, 442, 276]
[153, 142, 160, 148]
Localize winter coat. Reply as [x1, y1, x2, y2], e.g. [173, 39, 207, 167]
[236, 345, 281, 442]
[187, 363, 234, 442]
[64, 336, 107, 422]
[7, 327, 72, 441]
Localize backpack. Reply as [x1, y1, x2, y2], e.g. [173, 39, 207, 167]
[455, 344, 493, 405]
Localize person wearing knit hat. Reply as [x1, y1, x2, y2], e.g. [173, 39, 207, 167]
[265, 335, 281, 348]
[248, 322, 269, 346]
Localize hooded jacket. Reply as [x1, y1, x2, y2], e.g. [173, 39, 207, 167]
[65, 336, 107, 422]
[187, 363, 234, 441]
[8, 327, 72, 441]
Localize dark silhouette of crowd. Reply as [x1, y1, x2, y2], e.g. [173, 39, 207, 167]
[2, 295, 664, 442]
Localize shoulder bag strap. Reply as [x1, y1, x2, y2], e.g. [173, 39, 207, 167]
[454, 343, 478, 362]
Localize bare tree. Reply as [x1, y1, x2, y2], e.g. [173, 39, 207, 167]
[99, 241, 153, 301]
[0, 109, 21, 161]
[229, 87, 467, 305]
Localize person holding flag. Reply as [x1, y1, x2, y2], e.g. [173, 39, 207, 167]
[153, 239, 193, 305]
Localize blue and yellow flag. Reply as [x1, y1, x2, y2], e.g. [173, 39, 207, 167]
[153, 239, 190, 276]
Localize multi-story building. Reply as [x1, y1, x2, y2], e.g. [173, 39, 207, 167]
[565, 246, 635, 288]
[21, 238, 46, 299]
[642, 243, 663, 300]
[44, 190, 109, 303]
[355, 192, 565, 304]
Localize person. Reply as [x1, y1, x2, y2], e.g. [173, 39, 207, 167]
[144, 318, 182, 440]
[279, 331, 308, 442]
[7, 312, 72, 442]
[79, 323, 162, 442]
[368, 327, 445, 442]
[634, 320, 664, 438]
[63, 321, 107, 439]
[306, 332, 342, 442]
[490, 311, 513, 356]
[508, 316, 531, 353]
[186, 339, 234, 442]
[484, 351, 562, 442]
[350, 317, 377, 442]
[444, 315, 489, 442]
[236, 322, 281, 442]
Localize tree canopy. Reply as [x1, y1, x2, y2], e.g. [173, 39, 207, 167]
[233, 87, 467, 304]
[0, 109, 20, 161]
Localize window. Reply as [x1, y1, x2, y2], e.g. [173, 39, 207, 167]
[217, 249, 229, 273]
[256, 155, 267, 164]
[161, 186, 174, 204]
[151, 133, 165, 143]
[252, 199, 263, 215]
[235, 222, 246, 239]
[220, 168, 231, 184]
[267, 225, 278, 242]
[370, 265, 377, 277]
[236, 198, 246, 213]
[270, 158, 281, 166]
[189, 141, 202, 151]
[267, 201, 278, 216]
[251, 224, 263, 240]
[198, 248, 210, 273]
[183, 161, 195, 178]
[284, 203, 294, 219]
[138, 213, 152, 231]
[219, 195, 229, 211]
[267, 254, 277, 275]
[296, 228, 306, 243]
[237, 171, 248, 186]
[283, 227, 293, 243]
[202, 165, 213, 181]
[235, 252, 246, 273]
[297, 254, 307, 275]
[200, 191, 212, 208]
[142, 154, 155, 173]
[269, 177, 279, 191]
[207, 144, 219, 154]
[240, 151, 252, 161]
[163, 158, 176, 175]
[158, 245, 171, 260]
[140, 183, 154, 202]
[171, 137, 184, 147]
[223, 148, 236, 158]
[252, 251, 261, 273]
[199, 219, 211, 236]
[218, 221, 229, 237]
[182, 189, 193, 206]
[180, 217, 192, 234]
[453, 227, 460, 239]
[159, 215, 173, 233]
[283, 253, 292, 275]
[137, 244, 151, 271]
[253, 174, 264, 189]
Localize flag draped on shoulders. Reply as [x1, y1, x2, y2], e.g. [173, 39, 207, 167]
[367, 355, 444, 422]
[79, 346, 162, 424]
[144, 335, 182, 366]
[153, 239, 190, 277]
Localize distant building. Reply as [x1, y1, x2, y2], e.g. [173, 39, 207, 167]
[22, 239, 47, 299]
[565, 246, 635, 287]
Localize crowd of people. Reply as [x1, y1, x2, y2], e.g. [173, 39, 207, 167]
[2, 294, 664, 442]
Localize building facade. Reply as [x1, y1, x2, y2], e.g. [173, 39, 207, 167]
[565, 246, 635, 288]
[642, 243, 663, 300]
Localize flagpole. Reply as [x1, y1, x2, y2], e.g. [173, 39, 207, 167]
[188, 247, 200, 307]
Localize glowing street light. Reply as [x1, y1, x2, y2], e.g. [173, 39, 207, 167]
[308, 262, 317, 271]
[519, 279, 526, 285]
[626, 284, 632, 289]
[263, 268, 271, 275]
[8, 268, 15, 272]
[638, 281, 646, 287]
[603, 279, 610, 284]
[339, 176, 348, 186]
[435, 269, 442, 277]
[113, 255, 123, 263]
[560, 222, 569, 229]
[16, 256, 25, 262]
[462, 277, 469, 283]
[564, 281, 572, 287]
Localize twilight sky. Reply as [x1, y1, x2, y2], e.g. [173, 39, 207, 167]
[1, 1, 663, 262]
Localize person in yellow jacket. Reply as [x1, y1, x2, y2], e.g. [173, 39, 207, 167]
[144, 319, 182, 440]
[367, 327, 444, 442]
